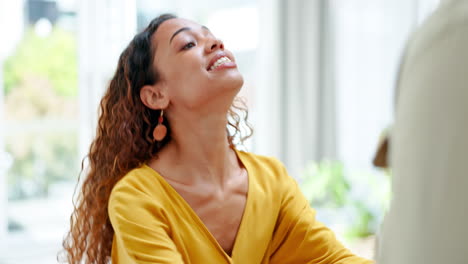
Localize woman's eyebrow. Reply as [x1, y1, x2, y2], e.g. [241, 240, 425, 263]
[169, 25, 210, 44]
[170, 27, 190, 44]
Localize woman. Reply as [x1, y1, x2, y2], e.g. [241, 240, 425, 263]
[62, 14, 372, 264]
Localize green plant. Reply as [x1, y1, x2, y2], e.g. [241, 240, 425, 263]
[300, 161, 350, 208]
[300, 160, 390, 240]
[345, 201, 374, 238]
[6, 129, 79, 200]
[3, 25, 80, 200]
[3, 27, 77, 97]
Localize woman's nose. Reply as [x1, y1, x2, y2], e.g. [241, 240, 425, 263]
[206, 38, 224, 53]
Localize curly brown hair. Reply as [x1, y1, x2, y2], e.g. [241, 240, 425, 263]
[60, 14, 252, 264]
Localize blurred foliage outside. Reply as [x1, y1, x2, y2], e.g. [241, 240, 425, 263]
[3, 26, 79, 200]
[4, 27, 77, 97]
[300, 160, 391, 240]
[6, 130, 78, 199]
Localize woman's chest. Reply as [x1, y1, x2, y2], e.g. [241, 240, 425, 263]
[168, 171, 249, 254]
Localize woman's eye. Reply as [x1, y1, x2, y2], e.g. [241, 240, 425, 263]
[182, 42, 196, 50]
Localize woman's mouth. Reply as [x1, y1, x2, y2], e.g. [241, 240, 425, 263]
[207, 54, 237, 72]
[209, 56, 232, 71]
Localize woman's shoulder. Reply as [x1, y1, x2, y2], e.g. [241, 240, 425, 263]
[236, 149, 290, 184]
[107, 165, 172, 231]
[109, 165, 167, 208]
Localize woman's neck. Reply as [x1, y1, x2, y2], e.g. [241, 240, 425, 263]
[154, 110, 239, 188]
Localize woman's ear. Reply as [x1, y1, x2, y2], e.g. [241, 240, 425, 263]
[140, 83, 169, 110]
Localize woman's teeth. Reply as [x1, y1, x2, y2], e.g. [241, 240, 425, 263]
[210, 56, 231, 71]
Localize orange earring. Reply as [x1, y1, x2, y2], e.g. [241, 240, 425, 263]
[153, 110, 167, 141]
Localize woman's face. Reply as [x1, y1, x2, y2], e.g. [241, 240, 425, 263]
[151, 18, 244, 112]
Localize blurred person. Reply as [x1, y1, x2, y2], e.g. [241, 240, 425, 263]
[60, 14, 371, 264]
[377, 0, 468, 263]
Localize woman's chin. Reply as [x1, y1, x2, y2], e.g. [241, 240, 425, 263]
[223, 72, 244, 90]
[231, 75, 244, 91]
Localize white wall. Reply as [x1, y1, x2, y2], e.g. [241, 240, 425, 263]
[0, 57, 6, 244]
[77, 0, 137, 164]
[0, 0, 25, 245]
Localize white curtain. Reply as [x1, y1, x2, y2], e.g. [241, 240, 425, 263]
[254, 0, 324, 178]
[330, 0, 417, 171]
[254, 0, 440, 177]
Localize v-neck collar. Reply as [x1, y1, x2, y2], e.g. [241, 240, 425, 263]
[143, 148, 253, 263]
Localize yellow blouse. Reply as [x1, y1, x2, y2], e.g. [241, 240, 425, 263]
[108, 149, 373, 264]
